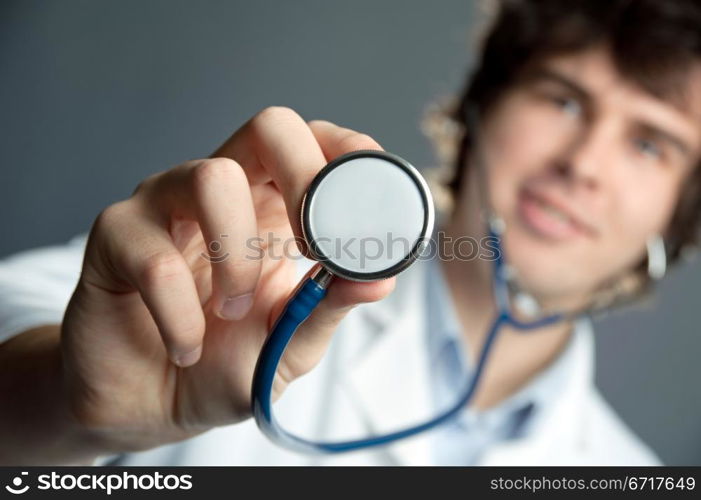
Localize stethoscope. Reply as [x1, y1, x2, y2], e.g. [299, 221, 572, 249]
[250, 111, 596, 455]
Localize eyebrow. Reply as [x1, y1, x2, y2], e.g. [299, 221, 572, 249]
[522, 67, 695, 161]
[639, 123, 692, 160]
[521, 68, 591, 103]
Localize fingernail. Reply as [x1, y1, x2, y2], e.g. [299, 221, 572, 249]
[173, 345, 202, 367]
[219, 293, 253, 320]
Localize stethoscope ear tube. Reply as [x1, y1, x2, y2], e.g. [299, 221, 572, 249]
[251, 269, 329, 452]
[249, 260, 517, 454]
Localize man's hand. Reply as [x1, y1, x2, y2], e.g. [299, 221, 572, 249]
[59, 107, 396, 456]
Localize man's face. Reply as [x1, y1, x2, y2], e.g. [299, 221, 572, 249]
[473, 45, 701, 308]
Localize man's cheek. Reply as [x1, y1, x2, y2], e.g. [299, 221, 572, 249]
[594, 230, 645, 277]
[487, 163, 524, 214]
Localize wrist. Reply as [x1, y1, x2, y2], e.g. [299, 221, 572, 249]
[0, 325, 111, 465]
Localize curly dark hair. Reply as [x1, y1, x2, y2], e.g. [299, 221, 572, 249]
[424, 0, 701, 308]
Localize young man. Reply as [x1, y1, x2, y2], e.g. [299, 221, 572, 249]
[1, 0, 700, 465]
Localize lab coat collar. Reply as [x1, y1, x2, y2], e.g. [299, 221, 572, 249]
[477, 316, 595, 465]
[342, 258, 596, 466]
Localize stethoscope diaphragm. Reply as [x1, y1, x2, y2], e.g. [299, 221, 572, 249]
[301, 150, 434, 281]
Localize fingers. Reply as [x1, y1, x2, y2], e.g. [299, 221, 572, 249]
[92, 201, 206, 367]
[213, 113, 391, 380]
[203, 112, 385, 319]
[212, 107, 384, 256]
[270, 119, 390, 382]
[138, 158, 262, 321]
[95, 154, 263, 366]
[212, 107, 327, 254]
[307, 119, 384, 160]
[90, 108, 388, 374]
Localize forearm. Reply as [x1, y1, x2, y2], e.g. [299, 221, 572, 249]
[0, 324, 106, 465]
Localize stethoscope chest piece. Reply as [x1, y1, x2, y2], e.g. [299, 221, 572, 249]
[301, 150, 434, 281]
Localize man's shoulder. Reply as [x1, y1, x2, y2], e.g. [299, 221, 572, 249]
[581, 386, 662, 465]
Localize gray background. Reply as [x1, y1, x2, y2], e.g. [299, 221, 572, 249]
[1, 0, 699, 464]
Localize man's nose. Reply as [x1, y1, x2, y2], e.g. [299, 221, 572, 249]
[552, 118, 616, 191]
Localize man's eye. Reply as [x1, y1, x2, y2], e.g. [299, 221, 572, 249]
[633, 137, 662, 160]
[550, 95, 581, 116]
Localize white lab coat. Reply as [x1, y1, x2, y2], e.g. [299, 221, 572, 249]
[0, 236, 661, 465]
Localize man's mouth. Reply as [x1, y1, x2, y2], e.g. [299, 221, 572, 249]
[517, 187, 596, 241]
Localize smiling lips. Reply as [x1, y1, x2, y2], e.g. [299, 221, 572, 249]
[517, 186, 597, 241]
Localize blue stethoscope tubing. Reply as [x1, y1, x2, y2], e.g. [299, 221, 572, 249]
[251, 222, 569, 455]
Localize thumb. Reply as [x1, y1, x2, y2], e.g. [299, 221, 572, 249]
[274, 271, 396, 382]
